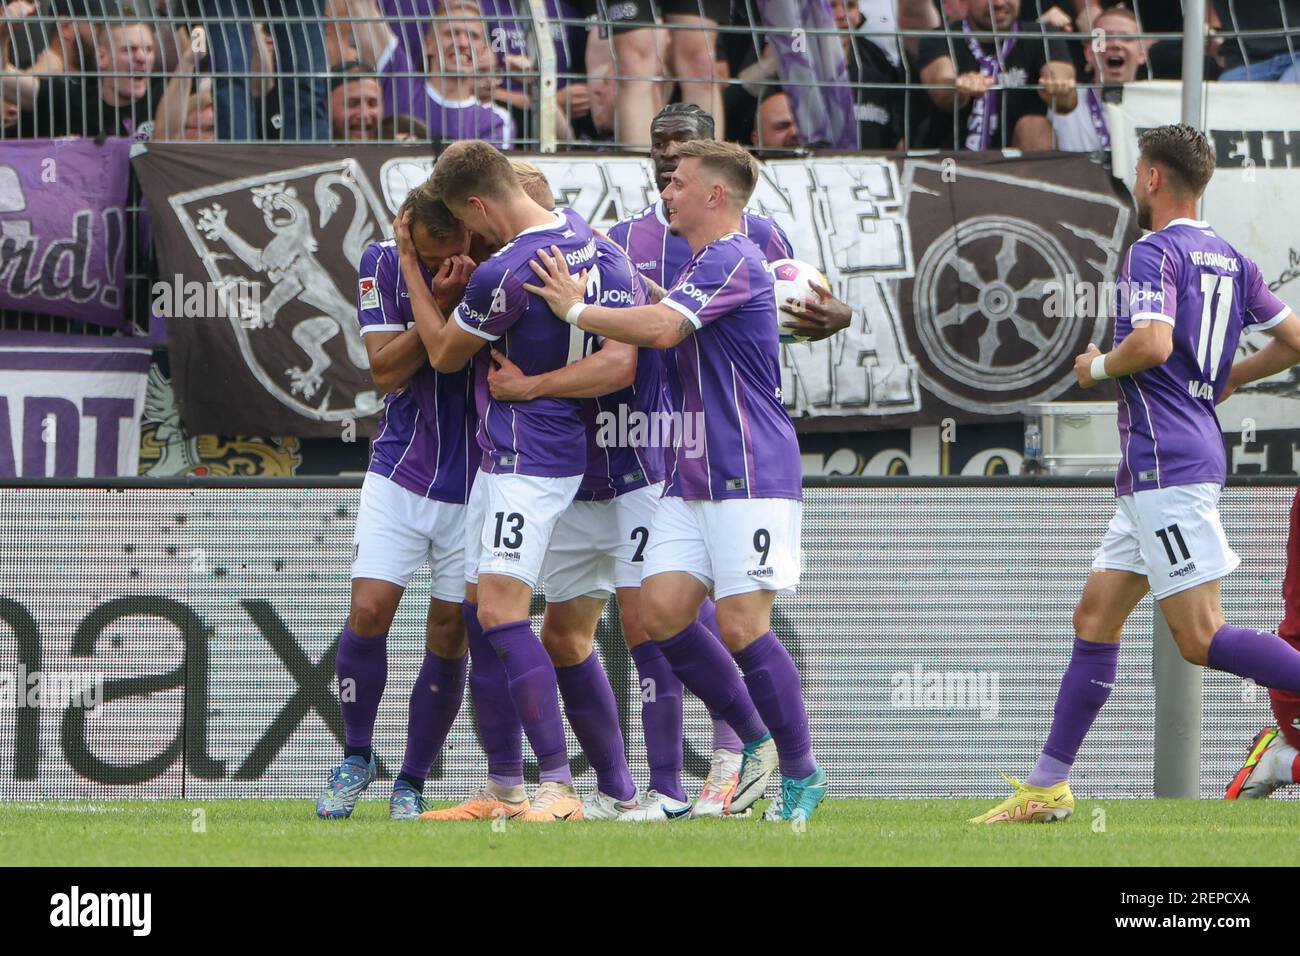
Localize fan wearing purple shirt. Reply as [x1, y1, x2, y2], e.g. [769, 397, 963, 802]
[973, 124, 1300, 825]
[524, 138, 828, 822]
[408, 140, 601, 822]
[316, 188, 478, 821]
[608, 103, 853, 341]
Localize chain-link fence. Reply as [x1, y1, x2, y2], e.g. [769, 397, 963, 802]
[1, 1, 1297, 336]
[1, 1, 1297, 150]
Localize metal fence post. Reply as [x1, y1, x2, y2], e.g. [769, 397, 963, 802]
[526, 0, 558, 153]
[1150, 0, 1207, 800]
[1151, 0, 1208, 801]
[1153, 608, 1203, 797]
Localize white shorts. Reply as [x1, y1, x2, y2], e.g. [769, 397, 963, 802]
[641, 496, 802, 600]
[543, 481, 664, 604]
[351, 472, 468, 603]
[464, 469, 583, 589]
[1092, 482, 1240, 600]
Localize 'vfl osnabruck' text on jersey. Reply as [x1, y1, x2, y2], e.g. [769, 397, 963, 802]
[356, 239, 474, 503]
[1112, 218, 1290, 496]
[659, 232, 802, 502]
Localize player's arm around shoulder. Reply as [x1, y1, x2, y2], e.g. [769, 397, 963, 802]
[488, 338, 637, 402]
[522, 244, 695, 350]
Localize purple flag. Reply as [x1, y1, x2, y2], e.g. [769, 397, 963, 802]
[755, 0, 856, 149]
[0, 138, 131, 329]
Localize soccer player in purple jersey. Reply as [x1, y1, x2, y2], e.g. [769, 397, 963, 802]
[316, 189, 479, 820]
[972, 124, 1300, 824]
[607, 103, 854, 344]
[524, 138, 828, 821]
[401, 140, 599, 822]
[483, 165, 724, 820]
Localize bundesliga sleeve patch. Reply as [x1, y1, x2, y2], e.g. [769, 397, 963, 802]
[359, 276, 379, 310]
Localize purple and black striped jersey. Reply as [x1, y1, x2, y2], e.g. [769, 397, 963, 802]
[607, 198, 794, 290]
[454, 208, 597, 478]
[659, 232, 802, 502]
[356, 239, 476, 504]
[1112, 218, 1290, 496]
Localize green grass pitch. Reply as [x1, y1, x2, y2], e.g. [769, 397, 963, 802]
[3, 798, 1297, 866]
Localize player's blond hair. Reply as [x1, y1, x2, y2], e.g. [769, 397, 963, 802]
[669, 139, 759, 210]
[510, 160, 556, 210]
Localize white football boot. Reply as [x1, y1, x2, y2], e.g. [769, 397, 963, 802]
[618, 789, 692, 821]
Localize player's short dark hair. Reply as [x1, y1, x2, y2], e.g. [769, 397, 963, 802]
[670, 138, 758, 209]
[651, 102, 715, 140]
[404, 182, 461, 241]
[1138, 123, 1215, 197]
[429, 139, 521, 207]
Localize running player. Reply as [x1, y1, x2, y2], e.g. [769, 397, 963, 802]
[405, 140, 599, 822]
[971, 123, 1300, 824]
[523, 138, 828, 821]
[316, 188, 478, 820]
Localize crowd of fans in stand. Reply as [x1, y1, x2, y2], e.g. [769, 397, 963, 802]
[0, 0, 1297, 152]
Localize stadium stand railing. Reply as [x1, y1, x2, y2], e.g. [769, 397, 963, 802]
[1, 1, 1297, 337]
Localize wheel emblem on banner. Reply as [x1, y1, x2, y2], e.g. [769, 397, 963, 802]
[912, 215, 1091, 413]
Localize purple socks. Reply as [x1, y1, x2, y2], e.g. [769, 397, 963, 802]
[695, 598, 744, 753]
[1208, 624, 1300, 694]
[629, 640, 685, 801]
[400, 650, 467, 781]
[1027, 637, 1119, 787]
[656, 617, 767, 744]
[734, 631, 817, 780]
[336, 623, 387, 758]
[486, 619, 571, 785]
[464, 601, 524, 788]
[555, 653, 636, 801]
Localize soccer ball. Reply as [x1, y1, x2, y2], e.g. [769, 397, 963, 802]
[768, 258, 828, 344]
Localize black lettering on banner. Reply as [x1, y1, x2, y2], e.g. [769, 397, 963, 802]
[235, 599, 378, 779]
[754, 528, 771, 565]
[630, 526, 649, 562]
[493, 511, 524, 549]
[1155, 524, 1192, 565]
[62, 596, 224, 786]
[0, 598, 40, 779]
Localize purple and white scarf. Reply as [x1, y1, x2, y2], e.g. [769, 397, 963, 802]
[1084, 87, 1111, 150]
[963, 19, 1020, 151]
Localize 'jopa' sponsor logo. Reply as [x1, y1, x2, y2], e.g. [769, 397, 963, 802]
[600, 288, 636, 306]
[677, 282, 709, 306]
